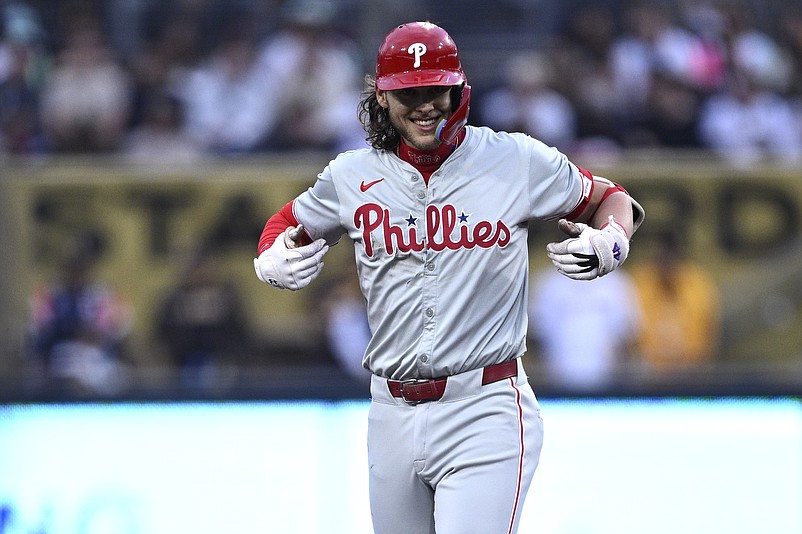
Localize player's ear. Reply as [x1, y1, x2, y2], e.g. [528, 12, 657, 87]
[376, 88, 389, 109]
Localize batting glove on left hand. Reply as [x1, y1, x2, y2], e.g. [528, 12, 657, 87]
[546, 216, 629, 280]
[254, 228, 328, 290]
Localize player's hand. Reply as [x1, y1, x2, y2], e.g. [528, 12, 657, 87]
[546, 216, 629, 280]
[254, 226, 328, 290]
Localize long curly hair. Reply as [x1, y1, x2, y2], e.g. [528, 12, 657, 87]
[358, 75, 399, 151]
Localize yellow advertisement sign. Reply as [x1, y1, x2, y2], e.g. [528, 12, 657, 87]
[1, 157, 801, 374]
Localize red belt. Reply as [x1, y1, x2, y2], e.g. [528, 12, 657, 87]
[387, 359, 518, 404]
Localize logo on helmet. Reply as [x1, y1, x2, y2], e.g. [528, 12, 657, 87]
[408, 42, 427, 68]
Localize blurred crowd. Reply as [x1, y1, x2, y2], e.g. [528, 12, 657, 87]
[476, 0, 802, 166]
[2, 0, 802, 166]
[26, 233, 256, 396]
[0, 0, 367, 160]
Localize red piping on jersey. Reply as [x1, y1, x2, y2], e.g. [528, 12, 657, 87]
[565, 168, 630, 223]
[506, 377, 526, 534]
[565, 166, 595, 221]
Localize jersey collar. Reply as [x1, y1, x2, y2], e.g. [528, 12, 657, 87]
[396, 129, 465, 177]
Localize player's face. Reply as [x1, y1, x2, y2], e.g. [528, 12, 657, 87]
[377, 85, 452, 151]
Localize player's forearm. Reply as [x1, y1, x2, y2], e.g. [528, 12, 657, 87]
[257, 200, 311, 254]
[591, 190, 634, 237]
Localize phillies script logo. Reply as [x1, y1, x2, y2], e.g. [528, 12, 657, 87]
[354, 203, 511, 256]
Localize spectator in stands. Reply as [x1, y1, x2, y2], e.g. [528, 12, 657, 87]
[722, 1, 795, 95]
[697, 66, 802, 166]
[479, 50, 577, 151]
[144, 5, 205, 82]
[629, 233, 721, 375]
[256, 0, 365, 152]
[0, 1, 49, 154]
[39, 13, 132, 153]
[528, 265, 642, 392]
[155, 247, 251, 389]
[776, 4, 802, 96]
[127, 39, 177, 132]
[27, 233, 132, 395]
[608, 1, 727, 149]
[630, 71, 702, 148]
[672, 1, 728, 92]
[175, 14, 276, 156]
[693, 2, 801, 166]
[609, 2, 666, 120]
[551, 4, 624, 149]
[122, 91, 204, 164]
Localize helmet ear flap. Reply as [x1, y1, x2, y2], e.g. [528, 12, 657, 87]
[436, 84, 471, 144]
[449, 85, 464, 112]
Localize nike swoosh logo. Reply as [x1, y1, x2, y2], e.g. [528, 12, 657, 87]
[360, 178, 385, 192]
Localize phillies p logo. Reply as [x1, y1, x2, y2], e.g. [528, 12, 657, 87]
[408, 43, 427, 68]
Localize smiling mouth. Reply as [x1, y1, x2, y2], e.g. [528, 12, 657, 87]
[412, 118, 438, 129]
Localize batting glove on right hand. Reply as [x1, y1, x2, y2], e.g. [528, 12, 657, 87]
[546, 216, 629, 280]
[254, 226, 328, 290]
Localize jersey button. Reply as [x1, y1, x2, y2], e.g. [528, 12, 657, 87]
[411, 174, 419, 182]
[426, 262, 435, 271]
[425, 308, 434, 318]
[419, 354, 429, 363]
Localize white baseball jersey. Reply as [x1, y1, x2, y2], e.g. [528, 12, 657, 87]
[293, 125, 589, 380]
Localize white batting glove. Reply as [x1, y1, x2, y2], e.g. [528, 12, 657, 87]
[254, 226, 328, 290]
[546, 216, 629, 280]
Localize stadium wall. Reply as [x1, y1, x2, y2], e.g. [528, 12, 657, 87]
[1, 154, 801, 386]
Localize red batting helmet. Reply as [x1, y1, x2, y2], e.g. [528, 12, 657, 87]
[375, 22, 466, 90]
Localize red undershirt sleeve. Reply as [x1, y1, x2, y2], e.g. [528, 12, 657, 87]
[256, 200, 311, 255]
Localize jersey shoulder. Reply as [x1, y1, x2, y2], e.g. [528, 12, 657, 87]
[328, 145, 410, 180]
[464, 125, 547, 150]
[329, 146, 378, 167]
[462, 125, 559, 165]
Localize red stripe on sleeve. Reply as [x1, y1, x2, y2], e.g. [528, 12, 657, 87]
[565, 166, 595, 221]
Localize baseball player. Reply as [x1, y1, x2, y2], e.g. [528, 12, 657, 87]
[254, 22, 644, 534]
